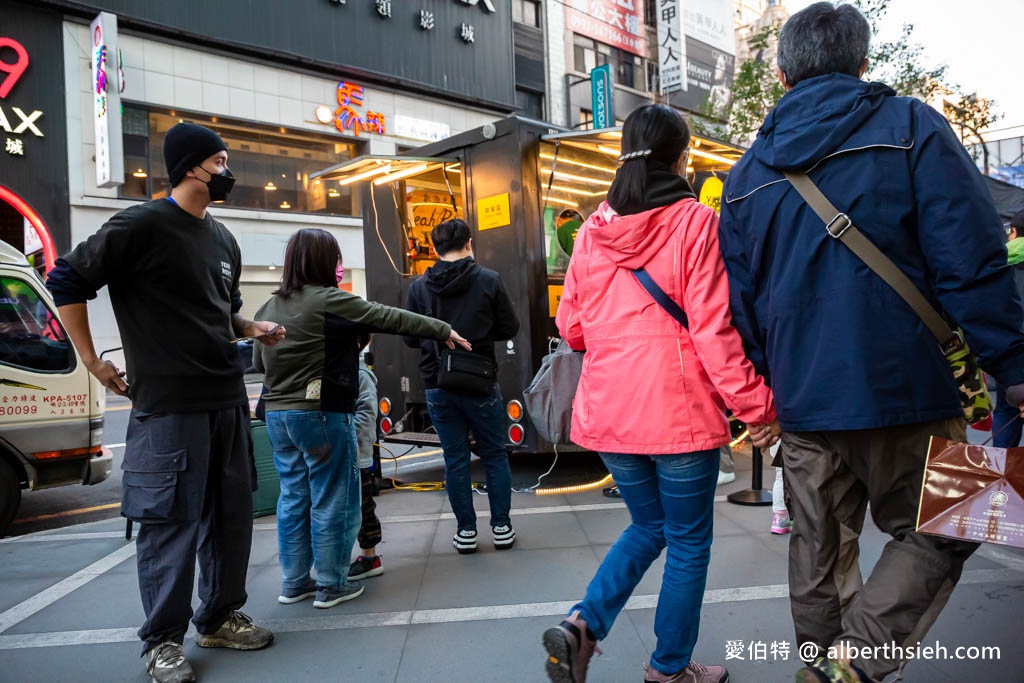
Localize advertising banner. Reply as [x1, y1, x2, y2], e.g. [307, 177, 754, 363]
[668, 0, 736, 113]
[565, 0, 646, 56]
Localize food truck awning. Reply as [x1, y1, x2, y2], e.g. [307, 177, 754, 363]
[310, 155, 458, 185]
[541, 126, 743, 167]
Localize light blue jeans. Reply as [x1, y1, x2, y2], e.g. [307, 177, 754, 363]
[573, 449, 719, 675]
[266, 410, 360, 589]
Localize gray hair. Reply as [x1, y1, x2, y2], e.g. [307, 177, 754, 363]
[777, 2, 870, 87]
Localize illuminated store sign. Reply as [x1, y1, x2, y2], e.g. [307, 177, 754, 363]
[90, 12, 123, 187]
[314, 81, 386, 137]
[0, 36, 45, 158]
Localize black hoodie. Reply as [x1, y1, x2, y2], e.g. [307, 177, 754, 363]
[404, 256, 520, 388]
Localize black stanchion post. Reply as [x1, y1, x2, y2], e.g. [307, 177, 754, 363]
[727, 445, 773, 506]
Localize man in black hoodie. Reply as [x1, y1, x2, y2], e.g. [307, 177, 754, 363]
[404, 218, 520, 555]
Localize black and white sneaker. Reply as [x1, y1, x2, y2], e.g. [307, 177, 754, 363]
[453, 529, 478, 554]
[492, 524, 516, 550]
[145, 642, 195, 683]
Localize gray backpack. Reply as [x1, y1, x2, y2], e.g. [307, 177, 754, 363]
[523, 339, 583, 445]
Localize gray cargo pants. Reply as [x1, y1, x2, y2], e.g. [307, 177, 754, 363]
[122, 406, 255, 655]
[780, 418, 979, 682]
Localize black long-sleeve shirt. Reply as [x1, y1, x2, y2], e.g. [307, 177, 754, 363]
[46, 199, 246, 413]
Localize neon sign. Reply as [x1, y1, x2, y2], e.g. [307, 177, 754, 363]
[316, 81, 386, 137]
[0, 37, 29, 99]
[0, 35, 44, 158]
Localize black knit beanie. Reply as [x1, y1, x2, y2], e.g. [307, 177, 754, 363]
[163, 123, 228, 187]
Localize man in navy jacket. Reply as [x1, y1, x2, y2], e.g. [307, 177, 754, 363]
[718, 4, 1024, 682]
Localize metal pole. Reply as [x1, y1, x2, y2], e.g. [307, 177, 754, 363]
[727, 445, 772, 506]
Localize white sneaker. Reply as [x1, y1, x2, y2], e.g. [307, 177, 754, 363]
[453, 529, 478, 554]
[717, 471, 736, 487]
[492, 524, 516, 549]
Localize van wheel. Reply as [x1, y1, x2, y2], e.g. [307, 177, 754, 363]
[0, 459, 21, 536]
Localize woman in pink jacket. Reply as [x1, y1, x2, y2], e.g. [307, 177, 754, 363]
[541, 104, 779, 683]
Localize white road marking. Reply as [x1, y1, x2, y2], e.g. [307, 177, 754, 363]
[0, 568, 1018, 651]
[0, 542, 136, 634]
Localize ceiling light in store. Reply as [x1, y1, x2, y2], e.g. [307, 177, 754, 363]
[548, 185, 605, 197]
[280, 201, 291, 209]
[541, 169, 613, 186]
[543, 196, 578, 208]
[688, 148, 736, 166]
[686, 166, 695, 175]
[444, 165, 462, 173]
[539, 153, 615, 175]
[132, 169, 147, 178]
[692, 139, 701, 148]
[597, 145, 621, 157]
[373, 163, 430, 186]
[337, 164, 392, 186]
[327, 188, 340, 198]
[264, 182, 277, 191]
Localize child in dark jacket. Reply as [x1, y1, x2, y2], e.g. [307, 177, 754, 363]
[350, 335, 383, 580]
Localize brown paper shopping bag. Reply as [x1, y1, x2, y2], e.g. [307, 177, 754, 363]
[916, 437, 1024, 549]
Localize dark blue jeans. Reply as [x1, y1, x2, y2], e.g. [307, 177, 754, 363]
[573, 449, 719, 674]
[426, 385, 512, 532]
[992, 382, 1023, 448]
[266, 410, 360, 590]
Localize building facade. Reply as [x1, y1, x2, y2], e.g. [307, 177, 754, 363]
[1, 0, 517, 352]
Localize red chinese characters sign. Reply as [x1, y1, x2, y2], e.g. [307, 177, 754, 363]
[332, 81, 385, 137]
[565, 0, 646, 57]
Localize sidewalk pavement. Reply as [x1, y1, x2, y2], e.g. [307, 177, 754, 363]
[1, 456, 1022, 683]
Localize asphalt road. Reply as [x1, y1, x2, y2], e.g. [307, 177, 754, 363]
[5, 386, 612, 537]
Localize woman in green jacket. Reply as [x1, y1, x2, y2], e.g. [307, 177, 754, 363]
[254, 228, 468, 609]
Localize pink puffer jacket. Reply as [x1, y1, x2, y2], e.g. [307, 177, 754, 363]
[556, 198, 775, 454]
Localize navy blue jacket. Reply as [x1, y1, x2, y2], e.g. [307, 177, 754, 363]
[719, 74, 1024, 432]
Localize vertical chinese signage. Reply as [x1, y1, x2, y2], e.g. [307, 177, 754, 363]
[657, 0, 685, 94]
[670, 0, 736, 113]
[591, 64, 614, 129]
[90, 12, 123, 188]
[565, 0, 646, 56]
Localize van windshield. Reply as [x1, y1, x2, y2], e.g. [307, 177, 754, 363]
[0, 277, 74, 373]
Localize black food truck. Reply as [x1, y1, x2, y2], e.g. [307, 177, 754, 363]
[311, 116, 744, 455]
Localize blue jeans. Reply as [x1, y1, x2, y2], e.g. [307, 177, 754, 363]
[266, 410, 360, 589]
[992, 382, 1023, 448]
[426, 385, 512, 531]
[573, 449, 719, 675]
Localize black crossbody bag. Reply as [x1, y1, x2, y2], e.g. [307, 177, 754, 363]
[436, 344, 498, 397]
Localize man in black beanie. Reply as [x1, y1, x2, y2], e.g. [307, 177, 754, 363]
[47, 122, 284, 683]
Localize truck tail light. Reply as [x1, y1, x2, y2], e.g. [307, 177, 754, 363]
[380, 416, 393, 435]
[506, 400, 523, 422]
[32, 446, 103, 460]
[507, 424, 525, 445]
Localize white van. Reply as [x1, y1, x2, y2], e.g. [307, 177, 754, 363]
[0, 240, 110, 534]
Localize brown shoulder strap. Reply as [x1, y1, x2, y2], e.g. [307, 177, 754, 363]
[783, 171, 961, 352]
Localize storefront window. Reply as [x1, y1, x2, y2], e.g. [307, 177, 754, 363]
[120, 107, 364, 216]
[399, 165, 464, 276]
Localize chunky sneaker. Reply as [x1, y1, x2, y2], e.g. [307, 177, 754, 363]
[453, 529, 478, 554]
[716, 471, 736, 487]
[542, 610, 601, 682]
[349, 555, 383, 581]
[492, 524, 516, 550]
[644, 662, 729, 682]
[795, 656, 867, 683]
[771, 511, 794, 535]
[313, 583, 365, 609]
[278, 579, 318, 604]
[194, 610, 274, 650]
[145, 642, 195, 683]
